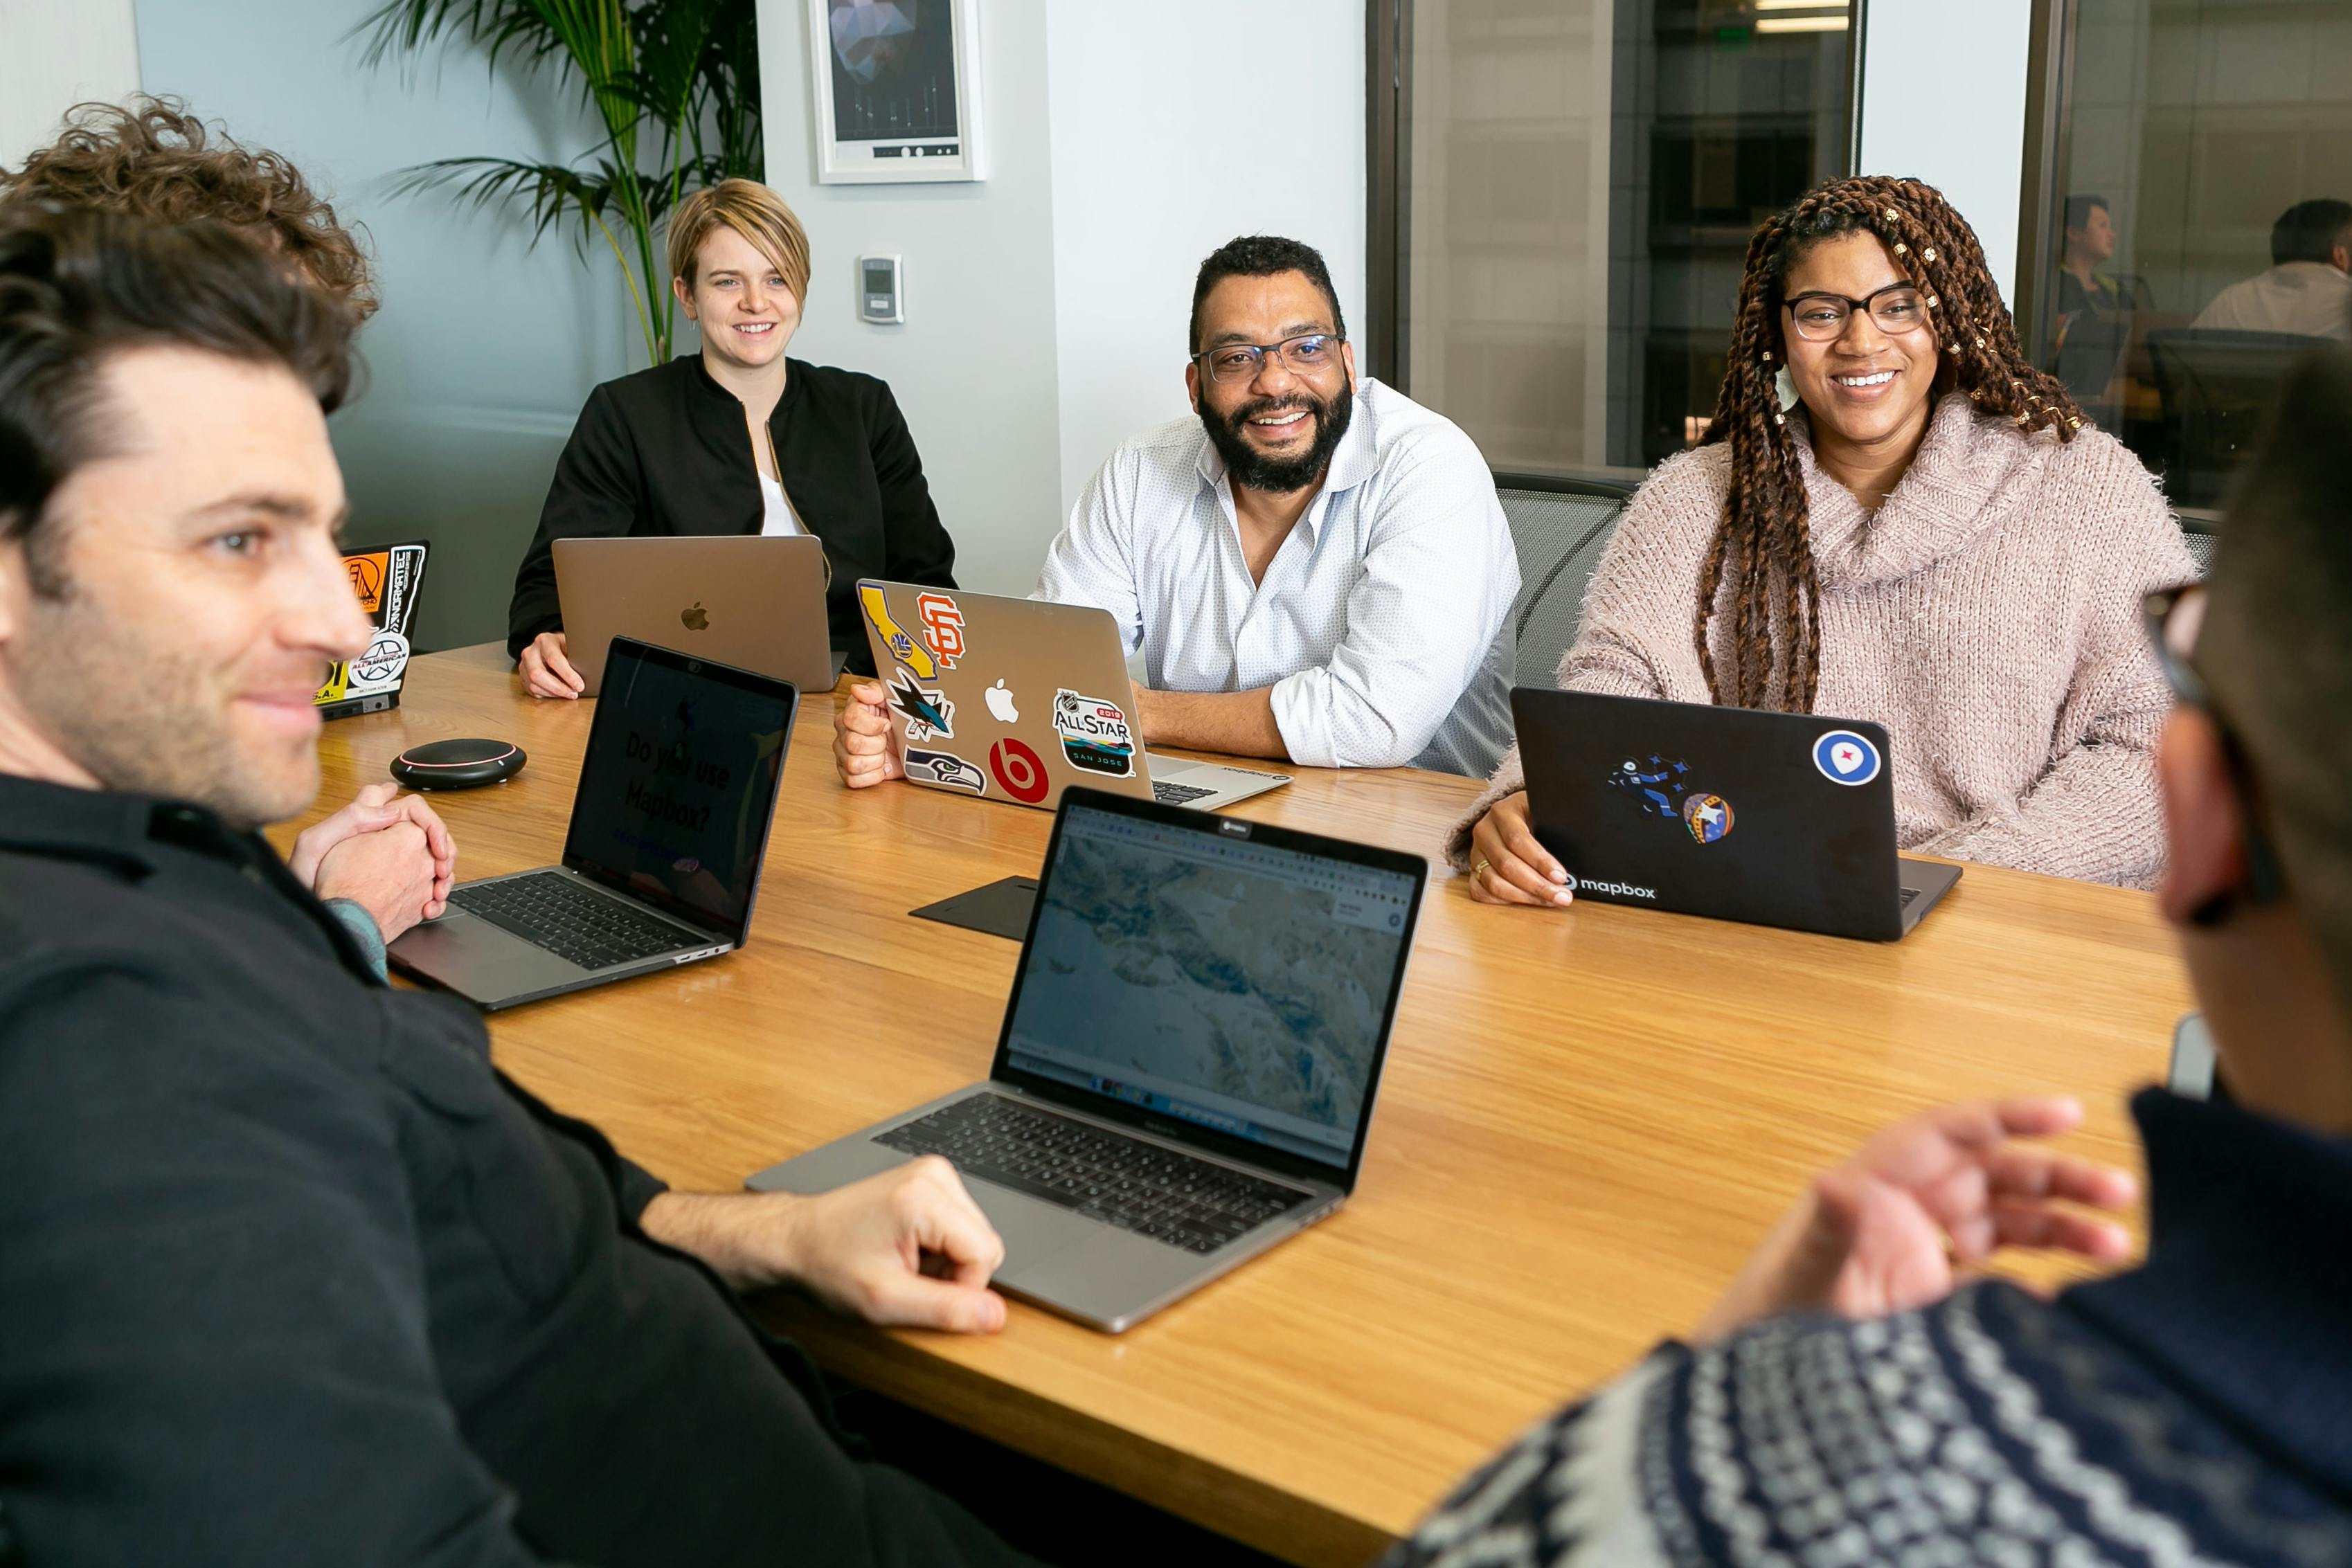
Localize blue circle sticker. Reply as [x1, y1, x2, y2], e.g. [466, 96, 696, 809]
[1813, 729, 1881, 786]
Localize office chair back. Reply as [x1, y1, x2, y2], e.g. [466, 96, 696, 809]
[1498, 477, 1634, 685]
[2145, 330, 2321, 508]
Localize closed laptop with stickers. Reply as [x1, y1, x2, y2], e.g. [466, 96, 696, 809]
[1511, 688, 1959, 941]
[853, 579, 1291, 814]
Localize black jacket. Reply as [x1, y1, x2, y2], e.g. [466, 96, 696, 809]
[0, 775, 1028, 1567]
[508, 354, 956, 673]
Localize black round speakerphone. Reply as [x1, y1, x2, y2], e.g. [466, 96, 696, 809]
[390, 737, 527, 791]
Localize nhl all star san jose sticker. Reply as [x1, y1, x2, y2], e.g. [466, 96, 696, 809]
[1813, 729, 1881, 786]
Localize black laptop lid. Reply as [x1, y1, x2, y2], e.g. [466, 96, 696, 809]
[562, 637, 798, 941]
[991, 788, 1427, 1191]
[1512, 688, 1905, 941]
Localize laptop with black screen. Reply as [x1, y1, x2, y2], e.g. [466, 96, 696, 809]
[747, 786, 1427, 1332]
[1511, 688, 1959, 941]
[388, 637, 798, 1009]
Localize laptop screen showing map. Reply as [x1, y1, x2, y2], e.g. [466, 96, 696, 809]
[1000, 801, 1417, 1170]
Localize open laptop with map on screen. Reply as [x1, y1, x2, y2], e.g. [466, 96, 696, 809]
[748, 786, 1426, 1332]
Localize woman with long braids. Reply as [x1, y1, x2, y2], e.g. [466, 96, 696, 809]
[1454, 174, 2193, 901]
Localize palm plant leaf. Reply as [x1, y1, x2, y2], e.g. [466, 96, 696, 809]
[361, 0, 768, 361]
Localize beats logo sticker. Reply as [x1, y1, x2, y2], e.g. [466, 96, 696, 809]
[988, 738, 1049, 804]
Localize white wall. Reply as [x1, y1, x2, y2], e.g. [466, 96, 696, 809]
[757, 1, 1370, 593]
[1858, 0, 2033, 306]
[0, 0, 143, 169]
[757, 0, 1064, 598]
[1043, 1, 1366, 510]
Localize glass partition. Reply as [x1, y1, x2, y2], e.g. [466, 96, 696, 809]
[1393, 0, 1857, 477]
[2028, 0, 2352, 513]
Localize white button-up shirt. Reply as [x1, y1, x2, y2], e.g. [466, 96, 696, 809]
[1035, 377, 1518, 776]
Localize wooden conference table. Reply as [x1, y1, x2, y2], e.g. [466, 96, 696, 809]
[286, 644, 2196, 1568]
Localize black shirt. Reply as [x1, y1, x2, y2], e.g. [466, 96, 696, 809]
[508, 354, 956, 674]
[0, 774, 1029, 1567]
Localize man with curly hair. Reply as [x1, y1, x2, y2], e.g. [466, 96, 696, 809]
[0, 96, 377, 322]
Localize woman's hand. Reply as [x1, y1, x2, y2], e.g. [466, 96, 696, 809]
[519, 632, 584, 700]
[1465, 791, 1574, 907]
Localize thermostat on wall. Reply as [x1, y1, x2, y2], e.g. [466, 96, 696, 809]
[859, 255, 904, 324]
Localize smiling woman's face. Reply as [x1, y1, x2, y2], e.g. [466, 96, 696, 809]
[1780, 231, 1942, 454]
[676, 224, 800, 372]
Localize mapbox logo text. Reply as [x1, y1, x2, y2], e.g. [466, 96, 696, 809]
[1566, 873, 1657, 901]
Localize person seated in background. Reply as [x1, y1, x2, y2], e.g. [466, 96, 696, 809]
[511, 178, 955, 696]
[0, 208, 1034, 1565]
[834, 233, 1518, 786]
[2047, 192, 2151, 422]
[2193, 197, 2352, 341]
[1458, 175, 2191, 904]
[1386, 345, 2352, 1567]
[0, 95, 376, 323]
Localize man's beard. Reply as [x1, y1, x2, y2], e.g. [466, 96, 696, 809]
[7, 578, 322, 831]
[1201, 381, 1354, 494]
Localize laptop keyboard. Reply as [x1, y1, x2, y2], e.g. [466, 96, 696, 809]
[1898, 886, 1919, 908]
[1151, 781, 1217, 806]
[874, 1094, 1313, 1254]
[449, 872, 699, 971]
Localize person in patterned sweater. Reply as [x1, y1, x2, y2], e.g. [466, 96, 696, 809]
[1388, 347, 2352, 1567]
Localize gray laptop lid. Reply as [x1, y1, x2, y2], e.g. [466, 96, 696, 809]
[554, 534, 836, 696]
[856, 579, 1158, 811]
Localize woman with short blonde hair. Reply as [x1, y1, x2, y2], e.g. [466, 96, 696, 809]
[510, 178, 955, 695]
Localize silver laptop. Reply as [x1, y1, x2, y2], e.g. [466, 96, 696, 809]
[856, 579, 1291, 813]
[749, 786, 1427, 1332]
[389, 638, 797, 1009]
[553, 534, 847, 696]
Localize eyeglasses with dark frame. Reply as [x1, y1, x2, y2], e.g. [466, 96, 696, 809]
[2142, 580, 2285, 916]
[1781, 282, 1930, 341]
[1191, 332, 1345, 384]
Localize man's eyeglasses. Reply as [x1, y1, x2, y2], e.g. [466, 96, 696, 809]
[2142, 581, 2284, 914]
[1781, 283, 1929, 342]
[1192, 333, 1344, 384]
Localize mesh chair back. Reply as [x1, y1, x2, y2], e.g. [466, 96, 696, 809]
[2145, 330, 2322, 508]
[2181, 521, 2219, 579]
[1499, 479, 1633, 685]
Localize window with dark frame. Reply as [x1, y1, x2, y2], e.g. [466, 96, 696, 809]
[2019, 0, 2352, 520]
[1367, 0, 1860, 483]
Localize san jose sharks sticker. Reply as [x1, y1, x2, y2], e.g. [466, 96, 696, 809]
[887, 668, 955, 743]
[1812, 729, 1881, 786]
[1052, 688, 1135, 777]
[859, 582, 936, 680]
[905, 748, 985, 793]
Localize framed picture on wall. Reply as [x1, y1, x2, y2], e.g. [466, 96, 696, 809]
[808, 0, 986, 184]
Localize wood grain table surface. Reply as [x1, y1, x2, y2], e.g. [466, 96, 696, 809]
[279, 642, 2195, 1568]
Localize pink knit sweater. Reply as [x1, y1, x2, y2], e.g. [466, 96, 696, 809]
[1449, 394, 2196, 889]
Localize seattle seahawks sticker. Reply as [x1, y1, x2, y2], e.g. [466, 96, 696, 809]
[1052, 688, 1135, 778]
[1813, 729, 1881, 786]
[905, 748, 985, 793]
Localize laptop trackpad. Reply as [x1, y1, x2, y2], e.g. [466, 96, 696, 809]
[964, 1180, 1095, 1277]
[390, 908, 583, 998]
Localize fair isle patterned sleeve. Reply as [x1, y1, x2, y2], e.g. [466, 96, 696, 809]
[1387, 1281, 2347, 1568]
